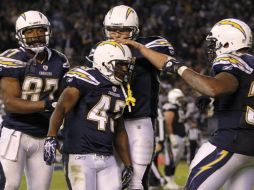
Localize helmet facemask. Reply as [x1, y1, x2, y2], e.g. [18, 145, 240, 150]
[175, 96, 185, 107]
[15, 11, 51, 53]
[102, 58, 135, 85]
[103, 26, 139, 40]
[206, 34, 222, 63]
[93, 41, 134, 85]
[17, 26, 51, 53]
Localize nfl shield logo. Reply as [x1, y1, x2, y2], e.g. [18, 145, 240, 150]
[112, 86, 117, 92]
[43, 65, 48, 71]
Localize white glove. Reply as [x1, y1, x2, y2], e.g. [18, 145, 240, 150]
[169, 134, 178, 148]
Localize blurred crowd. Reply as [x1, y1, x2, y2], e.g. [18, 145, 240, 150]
[0, 0, 253, 68]
[0, 0, 253, 130]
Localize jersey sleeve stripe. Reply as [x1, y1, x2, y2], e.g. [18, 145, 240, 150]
[213, 55, 253, 74]
[65, 67, 100, 85]
[0, 57, 26, 68]
[145, 39, 172, 48]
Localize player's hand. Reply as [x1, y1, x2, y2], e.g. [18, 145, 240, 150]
[114, 38, 143, 50]
[162, 58, 184, 76]
[121, 165, 134, 189]
[169, 134, 178, 148]
[44, 99, 57, 111]
[195, 95, 212, 112]
[44, 136, 58, 165]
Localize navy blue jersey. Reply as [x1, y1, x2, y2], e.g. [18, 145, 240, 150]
[162, 102, 186, 137]
[88, 36, 175, 119]
[62, 66, 126, 155]
[209, 53, 254, 155]
[0, 47, 69, 137]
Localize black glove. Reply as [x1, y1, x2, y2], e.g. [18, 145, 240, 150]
[121, 165, 134, 190]
[162, 59, 184, 76]
[44, 99, 57, 111]
[195, 95, 212, 112]
[44, 136, 58, 165]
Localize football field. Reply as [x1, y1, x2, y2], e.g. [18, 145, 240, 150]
[20, 161, 189, 190]
[20, 170, 68, 190]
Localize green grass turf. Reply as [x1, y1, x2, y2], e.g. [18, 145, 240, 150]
[174, 161, 189, 186]
[20, 161, 189, 190]
[20, 170, 68, 190]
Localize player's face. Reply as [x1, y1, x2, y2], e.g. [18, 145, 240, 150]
[178, 97, 186, 107]
[112, 60, 133, 84]
[23, 27, 47, 47]
[107, 27, 132, 39]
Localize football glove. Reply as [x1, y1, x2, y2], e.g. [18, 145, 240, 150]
[195, 95, 212, 112]
[44, 99, 57, 111]
[162, 59, 184, 76]
[121, 165, 133, 190]
[44, 136, 58, 165]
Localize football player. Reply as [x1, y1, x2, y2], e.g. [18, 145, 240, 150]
[145, 18, 254, 190]
[88, 5, 175, 189]
[162, 88, 187, 189]
[0, 10, 69, 190]
[43, 42, 135, 190]
[148, 108, 167, 189]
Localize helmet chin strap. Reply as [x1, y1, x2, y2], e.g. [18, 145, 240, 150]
[28, 46, 46, 53]
[120, 84, 131, 112]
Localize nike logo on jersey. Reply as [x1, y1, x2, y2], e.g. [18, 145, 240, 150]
[222, 65, 233, 71]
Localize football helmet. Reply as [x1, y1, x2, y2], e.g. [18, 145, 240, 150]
[93, 41, 135, 85]
[15, 10, 51, 53]
[103, 5, 139, 39]
[168, 88, 184, 106]
[206, 18, 252, 62]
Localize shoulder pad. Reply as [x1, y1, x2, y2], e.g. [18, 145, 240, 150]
[213, 53, 253, 74]
[0, 56, 26, 68]
[138, 36, 172, 48]
[88, 42, 101, 59]
[0, 48, 21, 57]
[137, 36, 174, 56]
[162, 102, 177, 111]
[65, 66, 100, 85]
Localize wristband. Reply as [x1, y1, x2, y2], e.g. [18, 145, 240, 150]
[177, 66, 188, 76]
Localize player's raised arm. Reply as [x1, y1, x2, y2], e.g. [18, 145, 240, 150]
[115, 38, 169, 70]
[163, 56, 239, 97]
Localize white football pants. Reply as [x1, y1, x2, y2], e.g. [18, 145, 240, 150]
[223, 165, 254, 190]
[186, 142, 254, 190]
[124, 117, 154, 190]
[0, 127, 53, 190]
[170, 135, 185, 165]
[65, 154, 121, 190]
